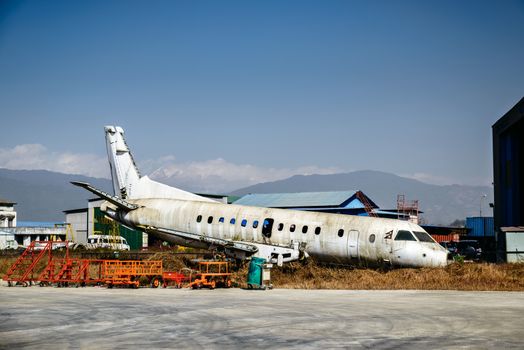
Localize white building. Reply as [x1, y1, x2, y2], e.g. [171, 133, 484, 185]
[0, 198, 17, 228]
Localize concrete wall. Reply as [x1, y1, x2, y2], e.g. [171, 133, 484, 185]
[65, 211, 88, 244]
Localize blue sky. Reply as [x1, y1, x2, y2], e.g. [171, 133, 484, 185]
[0, 0, 523, 191]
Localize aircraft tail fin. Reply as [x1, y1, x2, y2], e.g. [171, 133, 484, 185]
[104, 126, 216, 202]
[105, 126, 141, 199]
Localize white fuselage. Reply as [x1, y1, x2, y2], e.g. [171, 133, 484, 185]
[111, 198, 448, 268]
[100, 125, 448, 268]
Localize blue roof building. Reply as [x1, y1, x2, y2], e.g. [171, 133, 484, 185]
[233, 190, 379, 216]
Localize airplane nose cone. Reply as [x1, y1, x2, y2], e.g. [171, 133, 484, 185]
[431, 250, 449, 267]
[421, 246, 449, 267]
[439, 252, 449, 267]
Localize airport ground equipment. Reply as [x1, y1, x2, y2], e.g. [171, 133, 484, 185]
[103, 260, 163, 288]
[188, 261, 233, 289]
[3, 240, 238, 289]
[246, 257, 273, 290]
[30, 259, 163, 288]
[160, 268, 191, 288]
[3, 241, 71, 287]
[3, 241, 164, 288]
[38, 258, 105, 287]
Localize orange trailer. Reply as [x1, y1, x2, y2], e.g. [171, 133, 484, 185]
[188, 261, 232, 289]
[160, 269, 191, 288]
[103, 260, 163, 288]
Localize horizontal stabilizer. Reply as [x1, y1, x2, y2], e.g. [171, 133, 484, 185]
[71, 181, 139, 211]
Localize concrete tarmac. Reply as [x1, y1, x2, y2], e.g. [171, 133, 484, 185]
[0, 286, 523, 349]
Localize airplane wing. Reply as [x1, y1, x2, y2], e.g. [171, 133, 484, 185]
[71, 181, 140, 211]
[142, 226, 303, 265]
[139, 225, 259, 255]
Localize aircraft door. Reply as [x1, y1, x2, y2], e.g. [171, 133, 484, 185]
[348, 230, 359, 260]
[262, 218, 274, 241]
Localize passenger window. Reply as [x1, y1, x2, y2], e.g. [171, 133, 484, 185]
[315, 227, 321, 235]
[302, 225, 308, 234]
[219, 217, 225, 223]
[208, 216, 213, 224]
[253, 220, 259, 228]
[369, 234, 376, 243]
[278, 223, 284, 231]
[197, 215, 202, 223]
[241, 219, 247, 227]
[395, 230, 417, 241]
[290, 224, 296, 232]
[338, 229, 344, 237]
[230, 218, 236, 225]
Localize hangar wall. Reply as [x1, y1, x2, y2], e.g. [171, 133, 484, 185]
[493, 97, 524, 259]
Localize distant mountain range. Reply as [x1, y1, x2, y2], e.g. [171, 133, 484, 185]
[0, 169, 112, 222]
[0, 168, 493, 225]
[230, 170, 493, 225]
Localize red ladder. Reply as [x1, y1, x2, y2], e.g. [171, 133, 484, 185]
[4, 241, 71, 286]
[3, 241, 53, 286]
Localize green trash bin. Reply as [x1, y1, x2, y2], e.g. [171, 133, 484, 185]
[247, 257, 266, 289]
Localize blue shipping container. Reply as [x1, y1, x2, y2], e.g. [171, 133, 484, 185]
[466, 217, 495, 237]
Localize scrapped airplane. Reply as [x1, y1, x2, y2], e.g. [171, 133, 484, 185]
[72, 126, 448, 268]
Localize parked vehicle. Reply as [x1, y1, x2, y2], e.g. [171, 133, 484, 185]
[32, 241, 69, 251]
[439, 241, 457, 256]
[440, 240, 481, 261]
[456, 240, 482, 261]
[86, 234, 130, 251]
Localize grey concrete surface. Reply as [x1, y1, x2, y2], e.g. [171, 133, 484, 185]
[0, 286, 523, 349]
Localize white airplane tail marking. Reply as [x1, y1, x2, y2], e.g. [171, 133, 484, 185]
[104, 126, 215, 202]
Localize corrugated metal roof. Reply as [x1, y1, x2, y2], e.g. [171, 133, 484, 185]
[234, 191, 359, 208]
[0, 198, 16, 205]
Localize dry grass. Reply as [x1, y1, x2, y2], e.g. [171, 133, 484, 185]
[145, 252, 196, 271]
[256, 260, 524, 291]
[2, 253, 523, 291]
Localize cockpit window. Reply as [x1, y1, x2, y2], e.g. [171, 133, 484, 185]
[413, 231, 435, 243]
[394, 230, 416, 241]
